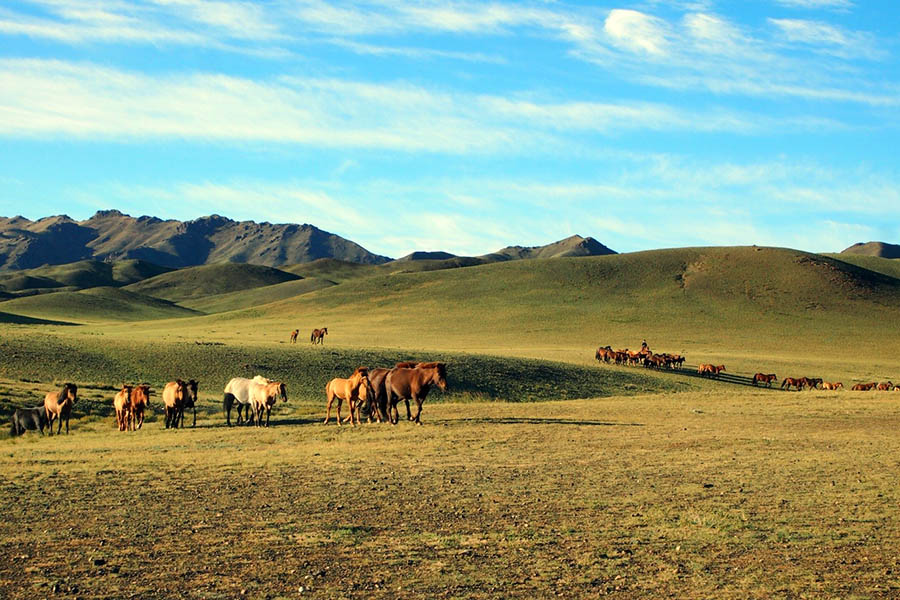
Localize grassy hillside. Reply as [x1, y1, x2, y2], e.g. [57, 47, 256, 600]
[0, 259, 172, 294]
[822, 253, 900, 281]
[122, 246, 900, 381]
[180, 277, 336, 313]
[124, 262, 299, 302]
[0, 287, 199, 323]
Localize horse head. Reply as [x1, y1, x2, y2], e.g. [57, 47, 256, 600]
[185, 379, 199, 407]
[63, 382, 78, 405]
[274, 382, 288, 403]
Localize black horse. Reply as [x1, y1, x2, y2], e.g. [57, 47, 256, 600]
[9, 407, 47, 436]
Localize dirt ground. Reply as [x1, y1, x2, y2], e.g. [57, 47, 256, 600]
[2, 391, 900, 599]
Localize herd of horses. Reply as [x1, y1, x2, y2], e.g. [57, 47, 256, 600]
[7, 358, 448, 436]
[595, 341, 899, 393]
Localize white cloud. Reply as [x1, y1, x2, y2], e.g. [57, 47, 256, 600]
[604, 9, 670, 56]
[773, 0, 854, 9]
[768, 18, 880, 59]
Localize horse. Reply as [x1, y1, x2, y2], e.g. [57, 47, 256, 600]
[129, 384, 151, 431]
[310, 327, 328, 345]
[851, 382, 877, 391]
[698, 364, 725, 377]
[345, 367, 390, 424]
[324, 367, 374, 426]
[290, 329, 299, 344]
[877, 381, 894, 391]
[781, 377, 803, 391]
[162, 380, 189, 429]
[250, 378, 287, 427]
[385, 362, 448, 425]
[595, 346, 613, 363]
[180, 379, 199, 428]
[44, 383, 78, 435]
[9, 407, 47, 436]
[224, 376, 267, 426]
[822, 382, 843, 390]
[113, 384, 132, 431]
[752, 373, 777, 387]
[800, 377, 822, 390]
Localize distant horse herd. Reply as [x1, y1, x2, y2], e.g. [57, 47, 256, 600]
[8, 327, 450, 436]
[595, 341, 900, 393]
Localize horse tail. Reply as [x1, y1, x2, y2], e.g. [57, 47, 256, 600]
[223, 392, 234, 415]
[9, 418, 17, 437]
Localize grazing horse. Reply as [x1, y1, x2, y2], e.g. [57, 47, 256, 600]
[129, 384, 151, 431]
[162, 380, 189, 429]
[290, 329, 299, 344]
[44, 383, 78, 435]
[310, 327, 328, 345]
[781, 377, 803, 391]
[877, 381, 894, 391]
[250, 378, 287, 427]
[752, 373, 778, 387]
[224, 375, 266, 426]
[113, 384, 133, 431]
[385, 362, 448, 425]
[324, 367, 374, 426]
[851, 382, 877, 391]
[822, 382, 843, 390]
[9, 407, 47, 436]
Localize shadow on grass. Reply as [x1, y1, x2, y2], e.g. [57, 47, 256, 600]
[447, 417, 644, 427]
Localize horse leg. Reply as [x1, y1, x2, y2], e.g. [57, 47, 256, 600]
[192, 406, 196, 428]
[405, 399, 412, 421]
[413, 397, 424, 425]
[324, 392, 335, 425]
[265, 406, 271, 428]
[336, 398, 343, 427]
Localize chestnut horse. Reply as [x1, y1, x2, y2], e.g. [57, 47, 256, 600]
[344, 367, 390, 424]
[752, 373, 777, 387]
[324, 367, 373, 426]
[698, 364, 725, 377]
[385, 362, 448, 425]
[877, 381, 894, 391]
[290, 329, 299, 344]
[851, 382, 877, 391]
[250, 378, 288, 427]
[44, 383, 78, 435]
[113, 384, 132, 431]
[822, 382, 843, 390]
[129, 384, 151, 431]
[162, 380, 189, 429]
[310, 327, 328, 345]
[800, 377, 822, 390]
[781, 377, 803, 391]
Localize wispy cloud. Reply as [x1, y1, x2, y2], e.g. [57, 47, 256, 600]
[772, 0, 854, 10]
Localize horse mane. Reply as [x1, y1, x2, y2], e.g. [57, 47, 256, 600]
[352, 366, 369, 376]
[395, 361, 417, 369]
[253, 375, 270, 384]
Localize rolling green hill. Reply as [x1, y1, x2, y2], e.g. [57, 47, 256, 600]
[822, 253, 900, 281]
[124, 262, 300, 302]
[0, 259, 173, 295]
[0, 287, 200, 322]
[180, 277, 336, 313]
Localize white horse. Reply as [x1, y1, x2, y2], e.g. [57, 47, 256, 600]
[224, 375, 268, 426]
[224, 376, 287, 427]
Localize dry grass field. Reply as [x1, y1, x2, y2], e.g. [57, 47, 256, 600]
[2, 390, 899, 599]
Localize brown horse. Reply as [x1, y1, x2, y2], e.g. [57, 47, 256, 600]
[781, 377, 803, 391]
[752, 373, 777, 387]
[44, 383, 78, 435]
[345, 367, 390, 424]
[800, 377, 822, 390]
[385, 362, 448, 425]
[290, 329, 299, 344]
[310, 327, 328, 345]
[324, 367, 373, 426]
[851, 382, 877, 391]
[129, 384, 152, 431]
[113, 384, 132, 431]
[698, 364, 725, 377]
[162, 380, 189, 429]
[595, 346, 613, 363]
[877, 381, 894, 391]
[822, 382, 843, 390]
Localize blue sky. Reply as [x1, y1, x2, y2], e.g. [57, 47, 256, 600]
[0, 0, 898, 258]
